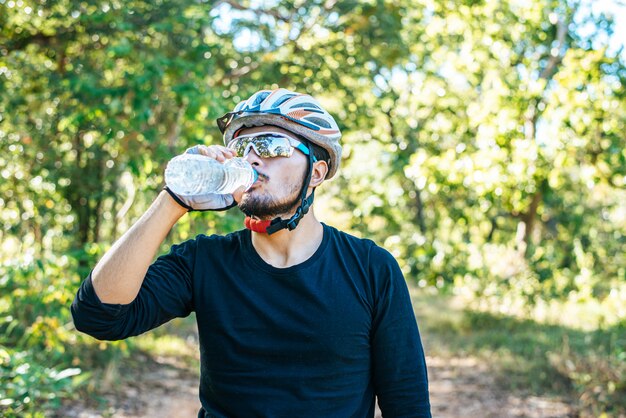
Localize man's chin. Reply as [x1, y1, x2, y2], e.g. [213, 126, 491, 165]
[238, 194, 300, 220]
[237, 195, 266, 218]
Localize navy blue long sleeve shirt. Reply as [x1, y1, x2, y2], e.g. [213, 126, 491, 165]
[71, 223, 431, 417]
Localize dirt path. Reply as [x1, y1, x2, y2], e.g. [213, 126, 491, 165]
[61, 352, 575, 418]
[61, 357, 379, 417]
[427, 356, 574, 417]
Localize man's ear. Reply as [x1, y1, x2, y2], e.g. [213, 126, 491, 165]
[309, 160, 328, 188]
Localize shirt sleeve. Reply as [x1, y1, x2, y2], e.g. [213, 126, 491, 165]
[369, 246, 431, 417]
[71, 240, 196, 341]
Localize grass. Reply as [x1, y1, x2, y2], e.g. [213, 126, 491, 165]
[412, 290, 626, 416]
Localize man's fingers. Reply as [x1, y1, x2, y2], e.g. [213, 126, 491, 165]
[189, 145, 237, 162]
[232, 185, 246, 203]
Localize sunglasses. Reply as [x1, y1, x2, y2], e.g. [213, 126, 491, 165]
[227, 132, 316, 161]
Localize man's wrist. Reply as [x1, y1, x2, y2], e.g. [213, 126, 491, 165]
[157, 190, 189, 220]
[163, 186, 193, 211]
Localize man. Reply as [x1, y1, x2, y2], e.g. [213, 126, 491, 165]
[71, 88, 431, 417]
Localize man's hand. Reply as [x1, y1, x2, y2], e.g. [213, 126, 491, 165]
[165, 145, 245, 212]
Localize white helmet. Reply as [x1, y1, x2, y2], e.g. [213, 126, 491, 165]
[217, 88, 342, 178]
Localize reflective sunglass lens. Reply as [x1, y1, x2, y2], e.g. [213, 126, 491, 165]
[231, 134, 295, 158]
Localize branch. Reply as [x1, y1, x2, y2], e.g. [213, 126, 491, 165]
[213, 60, 261, 87]
[232, 62, 260, 77]
[539, 14, 569, 80]
[166, 103, 188, 152]
[522, 190, 543, 248]
[219, 0, 291, 23]
[115, 174, 136, 222]
[525, 11, 572, 141]
[292, 0, 338, 41]
[4, 31, 74, 52]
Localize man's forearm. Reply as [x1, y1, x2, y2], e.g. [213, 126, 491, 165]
[91, 191, 187, 304]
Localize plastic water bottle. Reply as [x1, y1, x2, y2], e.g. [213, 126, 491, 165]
[165, 154, 257, 196]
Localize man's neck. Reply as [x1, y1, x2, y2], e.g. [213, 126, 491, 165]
[250, 211, 324, 269]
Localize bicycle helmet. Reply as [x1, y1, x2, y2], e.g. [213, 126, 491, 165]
[217, 88, 342, 178]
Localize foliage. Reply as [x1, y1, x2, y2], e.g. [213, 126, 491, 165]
[0, 0, 625, 415]
[0, 255, 127, 416]
[0, 349, 86, 416]
[415, 293, 626, 415]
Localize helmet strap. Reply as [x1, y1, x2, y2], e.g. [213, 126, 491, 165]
[244, 217, 272, 233]
[265, 140, 316, 235]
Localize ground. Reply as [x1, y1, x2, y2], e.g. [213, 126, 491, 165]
[59, 352, 575, 418]
[58, 292, 577, 418]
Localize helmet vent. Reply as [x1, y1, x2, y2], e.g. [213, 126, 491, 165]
[305, 116, 332, 129]
[273, 93, 298, 107]
[291, 102, 321, 109]
[249, 91, 271, 108]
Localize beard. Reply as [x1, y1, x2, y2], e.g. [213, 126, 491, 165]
[238, 178, 303, 220]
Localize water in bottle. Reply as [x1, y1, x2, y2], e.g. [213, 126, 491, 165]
[165, 154, 257, 196]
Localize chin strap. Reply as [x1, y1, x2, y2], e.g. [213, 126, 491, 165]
[243, 190, 314, 234]
[244, 217, 272, 233]
[265, 191, 314, 235]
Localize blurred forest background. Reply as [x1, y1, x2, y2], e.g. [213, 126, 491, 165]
[1, 0, 625, 416]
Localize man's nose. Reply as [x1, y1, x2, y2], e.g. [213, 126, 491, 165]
[243, 147, 263, 166]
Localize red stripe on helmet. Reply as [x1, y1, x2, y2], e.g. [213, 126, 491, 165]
[286, 110, 314, 119]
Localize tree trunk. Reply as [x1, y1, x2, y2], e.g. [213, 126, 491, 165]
[413, 186, 426, 234]
[71, 132, 91, 251]
[92, 157, 105, 243]
[522, 190, 543, 256]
